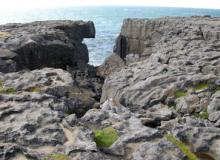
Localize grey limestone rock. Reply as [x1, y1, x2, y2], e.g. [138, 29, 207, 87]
[0, 20, 95, 73]
[2, 16, 220, 160]
[99, 16, 220, 160]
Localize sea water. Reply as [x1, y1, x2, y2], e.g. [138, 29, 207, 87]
[1, 6, 220, 65]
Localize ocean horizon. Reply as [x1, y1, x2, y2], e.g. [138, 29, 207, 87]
[1, 6, 220, 65]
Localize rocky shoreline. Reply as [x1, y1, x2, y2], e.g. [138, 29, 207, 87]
[0, 16, 220, 160]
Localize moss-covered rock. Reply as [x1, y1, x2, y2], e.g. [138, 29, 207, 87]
[194, 109, 209, 120]
[193, 83, 209, 92]
[174, 90, 187, 98]
[0, 80, 16, 94]
[94, 127, 119, 148]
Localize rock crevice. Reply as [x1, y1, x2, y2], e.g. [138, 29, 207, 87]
[1, 16, 220, 160]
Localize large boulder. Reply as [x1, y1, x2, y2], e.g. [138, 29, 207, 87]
[0, 20, 95, 73]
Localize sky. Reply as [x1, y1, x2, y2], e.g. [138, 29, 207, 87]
[1, 0, 220, 10]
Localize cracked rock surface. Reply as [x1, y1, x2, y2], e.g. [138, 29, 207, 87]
[101, 16, 220, 160]
[1, 16, 220, 160]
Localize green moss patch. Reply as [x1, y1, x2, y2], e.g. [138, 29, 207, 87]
[193, 83, 209, 91]
[94, 127, 119, 148]
[0, 80, 3, 93]
[165, 134, 198, 160]
[0, 80, 16, 94]
[43, 153, 69, 160]
[0, 80, 42, 94]
[174, 90, 187, 98]
[1, 88, 16, 94]
[0, 80, 3, 87]
[194, 109, 209, 120]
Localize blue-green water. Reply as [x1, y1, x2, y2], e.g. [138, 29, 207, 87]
[1, 6, 220, 65]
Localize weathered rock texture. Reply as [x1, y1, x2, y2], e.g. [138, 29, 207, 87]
[97, 53, 125, 78]
[0, 20, 95, 73]
[2, 16, 220, 160]
[0, 68, 101, 160]
[0, 20, 105, 160]
[114, 16, 220, 61]
[104, 16, 220, 109]
[101, 16, 220, 160]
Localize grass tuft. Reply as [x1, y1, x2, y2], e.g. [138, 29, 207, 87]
[94, 127, 119, 148]
[165, 134, 198, 160]
[43, 153, 69, 160]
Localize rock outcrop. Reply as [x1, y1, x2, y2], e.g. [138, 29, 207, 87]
[103, 16, 220, 109]
[114, 16, 220, 61]
[0, 20, 95, 73]
[101, 16, 220, 160]
[0, 68, 103, 160]
[2, 16, 220, 160]
[0, 20, 105, 160]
